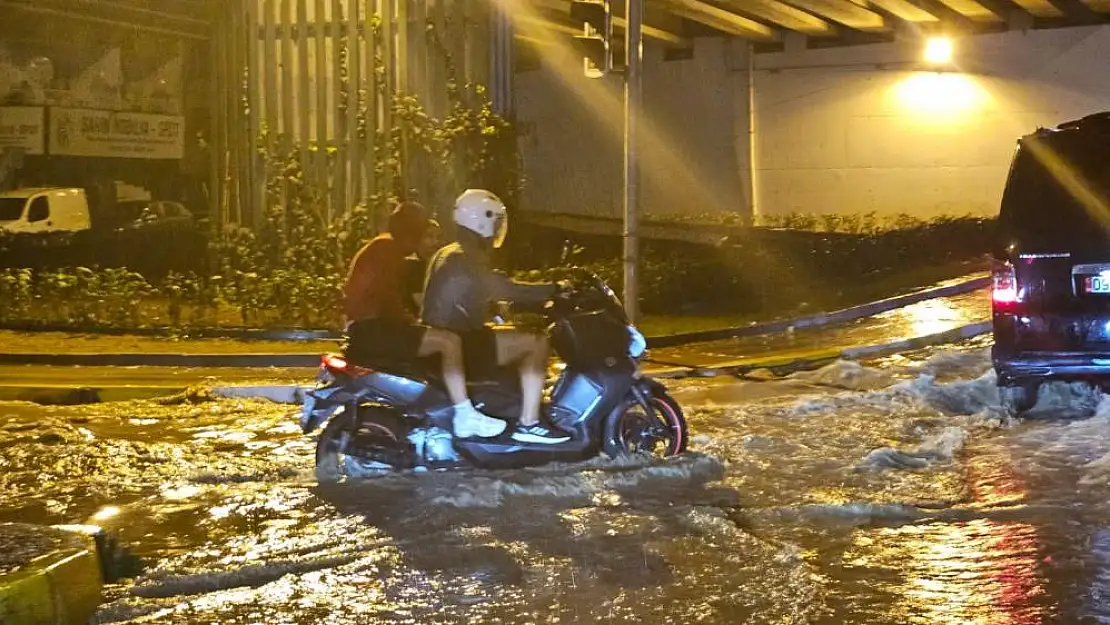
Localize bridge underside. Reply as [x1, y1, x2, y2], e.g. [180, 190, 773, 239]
[520, 0, 1110, 53]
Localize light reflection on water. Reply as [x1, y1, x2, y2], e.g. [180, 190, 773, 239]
[5, 344, 1110, 622]
[875, 519, 1048, 625]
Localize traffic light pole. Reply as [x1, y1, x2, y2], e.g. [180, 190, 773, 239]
[623, 0, 642, 322]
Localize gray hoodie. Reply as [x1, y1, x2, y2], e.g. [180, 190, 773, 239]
[420, 234, 557, 332]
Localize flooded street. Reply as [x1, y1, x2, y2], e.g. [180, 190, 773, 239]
[6, 336, 1110, 623]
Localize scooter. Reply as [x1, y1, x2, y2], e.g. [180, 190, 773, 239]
[298, 268, 689, 480]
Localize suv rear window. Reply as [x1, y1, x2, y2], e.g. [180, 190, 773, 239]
[998, 132, 1110, 254]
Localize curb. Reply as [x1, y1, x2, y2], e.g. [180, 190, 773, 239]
[0, 323, 341, 342]
[652, 321, 994, 379]
[0, 274, 988, 350]
[0, 353, 322, 368]
[0, 524, 104, 625]
[0, 384, 193, 405]
[0, 322, 992, 405]
[646, 274, 989, 348]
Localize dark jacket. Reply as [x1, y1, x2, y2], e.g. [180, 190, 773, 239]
[420, 232, 556, 332]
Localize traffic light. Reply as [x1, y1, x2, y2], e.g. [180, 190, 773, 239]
[570, 0, 611, 78]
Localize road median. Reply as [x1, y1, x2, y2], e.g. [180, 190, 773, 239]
[0, 524, 104, 625]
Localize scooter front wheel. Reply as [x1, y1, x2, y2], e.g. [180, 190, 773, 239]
[602, 391, 688, 459]
[314, 406, 410, 482]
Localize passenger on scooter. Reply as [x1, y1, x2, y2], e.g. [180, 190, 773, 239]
[404, 217, 441, 315]
[421, 189, 571, 445]
[343, 201, 506, 439]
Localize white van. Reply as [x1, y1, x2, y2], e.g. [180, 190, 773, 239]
[0, 188, 92, 234]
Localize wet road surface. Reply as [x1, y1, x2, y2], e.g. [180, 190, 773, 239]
[9, 333, 1110, 623]
[654, 289, 990, 368]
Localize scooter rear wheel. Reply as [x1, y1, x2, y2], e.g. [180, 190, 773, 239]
[314, 406, 410, 482]
[603, 391, 688, 459]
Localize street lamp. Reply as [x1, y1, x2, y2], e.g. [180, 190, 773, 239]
[924, 36, 953, 65]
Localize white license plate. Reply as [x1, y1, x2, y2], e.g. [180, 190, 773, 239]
[1083, 275, 1110, 294]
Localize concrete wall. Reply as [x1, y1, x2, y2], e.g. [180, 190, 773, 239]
[515, 24, 1110, 220]
[753, 25, 1110, 218]
[515, 36, 749, 218]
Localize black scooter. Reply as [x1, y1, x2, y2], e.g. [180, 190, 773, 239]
[297, 268, 689, 480]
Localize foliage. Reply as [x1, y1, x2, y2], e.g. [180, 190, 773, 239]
[644, 210, 987, 235]
[513, 214, 994, 316]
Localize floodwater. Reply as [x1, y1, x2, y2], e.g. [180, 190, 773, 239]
[5, 336, 1110, 623]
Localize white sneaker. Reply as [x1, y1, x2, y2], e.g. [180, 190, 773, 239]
[453, 403, 507, 438]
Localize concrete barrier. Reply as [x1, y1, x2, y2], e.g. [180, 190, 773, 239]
[647, 274, 989, 348]
[0, 524, 104, 625]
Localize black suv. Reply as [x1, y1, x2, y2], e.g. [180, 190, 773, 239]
[992, 111, 1110, 414]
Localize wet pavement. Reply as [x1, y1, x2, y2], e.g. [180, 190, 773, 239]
[652, 288, 990, 368]
[10, 331, 1110, 623]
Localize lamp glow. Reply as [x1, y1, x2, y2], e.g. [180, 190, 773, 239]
[924, 37, 953, 65]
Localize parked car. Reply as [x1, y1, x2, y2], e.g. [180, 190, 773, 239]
[992, 111, 1110, 414]
[0, 187, 93, 235]
[0, 186, 207, 278]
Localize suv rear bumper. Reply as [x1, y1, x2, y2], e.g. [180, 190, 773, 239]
[993, 344, 1110, 385]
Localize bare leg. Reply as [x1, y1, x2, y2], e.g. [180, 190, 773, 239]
[417, 328, 467, 405]
[419, 328, 504, 438]
[494, 330, 549, 426]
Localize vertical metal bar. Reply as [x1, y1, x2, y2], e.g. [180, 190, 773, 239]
[297, 0, 311, 170]
[412, 0, 427, 112]
[219, 4, 235, 223]
[489, 0, 513, 116]
[623, 0, 642, 322]
[396, 0, 409, 196]
[747, 42, 758, 223]
[263, 0, 278, 157]
[488, 0, 500, 114]
[347, 0, 363, 205]
[210, 5, 227, 226]
[380, 0, 394, 200]
[451, 0, 466, 87]
[314, 0, 329, 217]
[247, 0, 263, 224]
[431, 0, 446, 119]
[232, 0, 248, 224]
[331, 0, 347, 214]
[364, 0, 378, 200]
[280, 0, 294, 151]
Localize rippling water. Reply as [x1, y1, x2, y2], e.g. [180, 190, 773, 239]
[6, 338, 1110, 623]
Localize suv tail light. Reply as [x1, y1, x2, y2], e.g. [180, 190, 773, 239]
[992, 260, 1019, 307]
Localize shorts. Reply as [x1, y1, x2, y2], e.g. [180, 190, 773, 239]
[455, 326, 500, 379]
[344, 318, 427, 368]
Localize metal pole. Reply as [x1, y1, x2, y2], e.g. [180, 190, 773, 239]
[747, 42, 757, 222]
[623, 0, 642, 322]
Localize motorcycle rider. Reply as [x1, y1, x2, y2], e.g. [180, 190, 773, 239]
[421, 189, 570, 445]
[343, 200, 506, 439]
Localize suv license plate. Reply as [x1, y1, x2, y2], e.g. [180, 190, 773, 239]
[1083, 275, 1110, 294]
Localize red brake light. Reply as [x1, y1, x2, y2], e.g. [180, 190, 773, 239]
[992, 261, 1018, 305]
[321, 353, 372, 376]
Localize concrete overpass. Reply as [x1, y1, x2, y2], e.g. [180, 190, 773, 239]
[513, 0, 1110, 222]
[520, 0, 1109, 51]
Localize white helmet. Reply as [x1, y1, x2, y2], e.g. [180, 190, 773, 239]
[454, 188, 508, 248]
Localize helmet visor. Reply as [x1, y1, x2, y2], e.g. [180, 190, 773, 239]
[491, 212, 508, 248]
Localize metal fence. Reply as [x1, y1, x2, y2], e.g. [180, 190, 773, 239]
[210, 0, 501, 227]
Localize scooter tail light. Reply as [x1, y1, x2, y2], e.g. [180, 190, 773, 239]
[321, 353, 372, 376]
